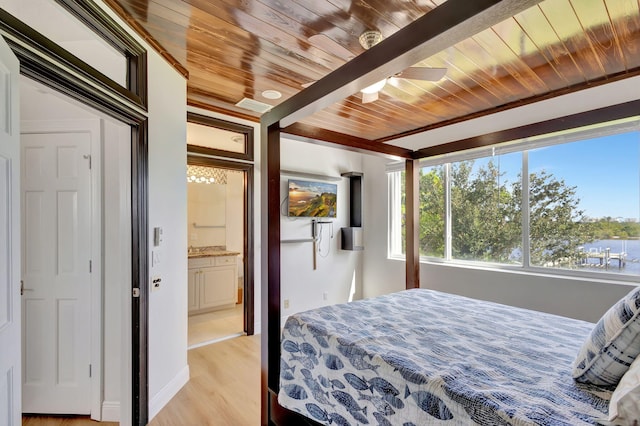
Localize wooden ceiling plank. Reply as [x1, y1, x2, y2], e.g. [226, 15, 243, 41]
[183, 25, 331, 83]
[604, 0, 640, 70]
[509, 6, 579, 88]
[538, 0, 603, 82]
[263, 0, 546, 128]
[196, 0, 356, 71]
[257, 0, 366, 56]
[414, 46, 509, 104]
[319, 100, 423, 134]
[472, 28, 549, 94]
[571, 0, 626, 76]
[323, 0, 405, 38]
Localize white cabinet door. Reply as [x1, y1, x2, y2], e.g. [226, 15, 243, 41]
[187, 269, 199, 313]
[199, 266, 236, 310]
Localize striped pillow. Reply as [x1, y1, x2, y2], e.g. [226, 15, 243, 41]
[573, 286, 640, 387]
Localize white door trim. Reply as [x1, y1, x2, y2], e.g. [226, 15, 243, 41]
[20, 118, 103, 420]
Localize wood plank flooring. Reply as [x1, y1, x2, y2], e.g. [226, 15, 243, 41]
[188, 304, 244, 347]
[23, 334, 261, 426]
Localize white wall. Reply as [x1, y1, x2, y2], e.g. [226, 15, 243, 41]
[226, 171, 245, 280]
[145, 50, 189, 420]
[280, 139, 364, 318]
[187, 181, 227, 247]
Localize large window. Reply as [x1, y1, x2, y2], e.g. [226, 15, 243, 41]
[389, 117, 640, 279]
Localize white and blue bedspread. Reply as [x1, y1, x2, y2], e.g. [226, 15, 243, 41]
[278, 289, 611, 425]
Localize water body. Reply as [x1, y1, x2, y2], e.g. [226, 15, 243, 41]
[579, 239, 640, 275]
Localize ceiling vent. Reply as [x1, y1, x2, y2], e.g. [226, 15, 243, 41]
[235, 98, 273, 113]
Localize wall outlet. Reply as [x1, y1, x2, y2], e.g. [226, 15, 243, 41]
[323, 292, 328, 301]
[191, 233, 198, 241]
[283, 299, 290, 309]
[151, 276, 161, 291]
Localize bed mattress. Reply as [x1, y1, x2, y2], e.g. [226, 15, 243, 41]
[278, 289, 611, 425]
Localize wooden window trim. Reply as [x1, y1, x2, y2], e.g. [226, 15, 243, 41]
[187, 112, 255, 162]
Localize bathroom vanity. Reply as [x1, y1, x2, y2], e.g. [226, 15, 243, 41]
[188, 249, 239, 314]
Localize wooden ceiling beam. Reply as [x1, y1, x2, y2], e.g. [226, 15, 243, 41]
[282, 122, 412, 159]
[261, 0, 544, 129]
[413, 99, 640, 159]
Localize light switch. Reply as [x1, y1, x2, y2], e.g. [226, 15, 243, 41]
[152, 251, 160, 266]
[153, 227, 163, 246]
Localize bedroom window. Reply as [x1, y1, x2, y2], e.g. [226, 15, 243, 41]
[450, 152, 522, 264]
[388, 117, 640, 279]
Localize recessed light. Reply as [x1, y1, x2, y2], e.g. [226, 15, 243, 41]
[262, 90, 282, 100]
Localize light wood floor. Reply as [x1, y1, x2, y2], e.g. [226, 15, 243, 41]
[23, 334, 261, 426]
[188, 304, 244, 347]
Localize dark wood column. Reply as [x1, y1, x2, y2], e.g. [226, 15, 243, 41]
[406, 159, 420, 289]
[261, 121, 281, 425]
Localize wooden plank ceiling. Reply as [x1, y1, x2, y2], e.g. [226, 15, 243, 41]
[105, 0, 640, 149]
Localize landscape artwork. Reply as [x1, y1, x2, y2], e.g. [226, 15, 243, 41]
[288, 179, 337, 218]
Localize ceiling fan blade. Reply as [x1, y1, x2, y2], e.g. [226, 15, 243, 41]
[396, 67, 447, 81]
[362, 91, 378, 104]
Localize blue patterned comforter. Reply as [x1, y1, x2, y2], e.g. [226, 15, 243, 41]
[278, 289, 611, 425]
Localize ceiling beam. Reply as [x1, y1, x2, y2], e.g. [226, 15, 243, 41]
[413, 99, 640, 159]
[261, 0, 543, 129]
[282, 123, 412, 159]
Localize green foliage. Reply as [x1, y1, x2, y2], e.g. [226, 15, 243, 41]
[449, 160, 520, 263]
[587, 219, 640, 240]
[419, 167, 445, 257]
[415, 159, 598, 265]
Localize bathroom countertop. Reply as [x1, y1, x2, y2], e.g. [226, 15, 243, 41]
[188, 250, 240, 259]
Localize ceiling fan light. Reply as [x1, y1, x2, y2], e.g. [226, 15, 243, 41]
[361, 79, 387, 94]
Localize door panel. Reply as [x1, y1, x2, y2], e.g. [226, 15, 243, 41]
[21, 132, 92, 414]
[0, 35, 21, 426]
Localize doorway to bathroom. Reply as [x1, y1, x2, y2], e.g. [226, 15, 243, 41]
[186, 113, 255, 348]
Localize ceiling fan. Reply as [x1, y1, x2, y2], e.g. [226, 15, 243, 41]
[305, 30, 447, 104]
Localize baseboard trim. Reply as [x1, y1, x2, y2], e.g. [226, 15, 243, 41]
[148, 364, 190, 421]
[101, 401, 120, 422]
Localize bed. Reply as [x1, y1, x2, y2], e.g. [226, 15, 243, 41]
[278, 289, 612, 425]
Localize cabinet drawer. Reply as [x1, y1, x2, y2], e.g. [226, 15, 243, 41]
[188, 257, 214, 268]
[215, 255, 237, 266]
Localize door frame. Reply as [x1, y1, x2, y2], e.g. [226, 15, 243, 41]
[20, 118, 103, 418]
[1, 6, 150, 425]
[187, 154, 255, 335]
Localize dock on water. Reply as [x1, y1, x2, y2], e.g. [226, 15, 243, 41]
[578, 247, 627, 269]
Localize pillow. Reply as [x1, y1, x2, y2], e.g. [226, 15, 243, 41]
[573, 286, 640, 387]
[608, 354, 640, 425]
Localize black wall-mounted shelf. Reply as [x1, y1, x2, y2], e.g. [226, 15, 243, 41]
[341, 172, 364, 251]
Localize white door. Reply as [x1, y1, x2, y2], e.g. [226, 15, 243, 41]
[21, 131, 92, 414]
[0, 36, 21, 426]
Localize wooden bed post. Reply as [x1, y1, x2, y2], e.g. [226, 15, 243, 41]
[261, 121, 281, 425]
[406, 159, 420, 289]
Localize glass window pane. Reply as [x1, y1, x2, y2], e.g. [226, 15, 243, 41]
[528, 131, 640, 275]
[451, 153, 522, 264]
[419, 165, 445, 258]
[388, 171, 405, 257]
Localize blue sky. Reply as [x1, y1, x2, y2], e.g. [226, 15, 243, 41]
[466, 132, 640, 220]
[528, 133, 639, 220]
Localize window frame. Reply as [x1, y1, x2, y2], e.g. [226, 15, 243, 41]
[388, 115, 640, 284]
